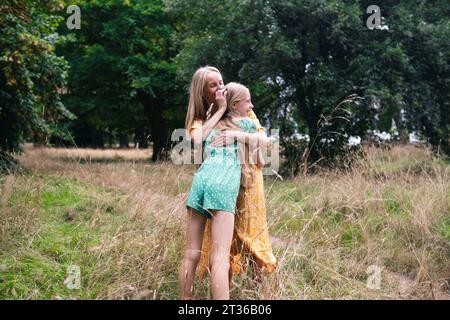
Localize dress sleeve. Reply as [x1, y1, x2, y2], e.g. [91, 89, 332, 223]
[247, 110, 265, 133]
[189, 119, 203, 139]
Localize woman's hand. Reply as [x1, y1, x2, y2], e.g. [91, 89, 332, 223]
[211, 130, 270, 149]
[200, 89, 228, 143]
[210, 130, 243, 148]
[215, 88, 227, 112]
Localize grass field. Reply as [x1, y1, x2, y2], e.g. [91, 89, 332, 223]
[0, 144, 449, 300]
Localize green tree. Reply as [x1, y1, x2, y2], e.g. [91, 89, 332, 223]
[169, 0, 450, 175]
[358, 0, 449, 153]
[57, 0, 183, 160]
[0, 0, 72, 170]
[169, 0, 369, 173]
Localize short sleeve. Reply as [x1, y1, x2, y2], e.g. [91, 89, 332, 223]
[247, 110, 265, 133]
[189, 118, 203, 138]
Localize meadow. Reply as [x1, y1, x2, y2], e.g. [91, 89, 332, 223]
[0, 144, 448, 300]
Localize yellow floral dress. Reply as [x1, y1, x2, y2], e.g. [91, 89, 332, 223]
[189, 110, 277, 279]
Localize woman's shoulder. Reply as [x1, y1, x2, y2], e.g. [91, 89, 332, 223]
[247, 110, 258, 120]
[188, 118, 205, 140]
[189, 118, 204, 131]
[193, 117, 204, 125]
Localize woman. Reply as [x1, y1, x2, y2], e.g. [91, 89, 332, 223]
[179, 66, 276, 300]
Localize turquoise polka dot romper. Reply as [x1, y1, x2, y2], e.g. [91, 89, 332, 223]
[186, 118, 257, 218]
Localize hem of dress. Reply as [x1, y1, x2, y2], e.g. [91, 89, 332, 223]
[186, 205, 235, 219]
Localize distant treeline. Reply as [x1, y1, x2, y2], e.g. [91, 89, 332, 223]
[1, 0, 448, 173]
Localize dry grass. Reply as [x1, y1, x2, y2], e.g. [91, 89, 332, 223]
[40, 145, 153, 162]
[0, 144, 448, 300]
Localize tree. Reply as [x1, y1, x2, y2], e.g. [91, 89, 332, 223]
[358, 0, 449, 153]
[56, 0, 184, 159]
[168, 0, 369, 173]
[169, 0, 450, 175]
[0, 0, 72, 170]
[395, 1, 450, 155]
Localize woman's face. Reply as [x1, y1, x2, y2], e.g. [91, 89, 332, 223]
[233, 93, 253, 117]
[203, 72, 224, 104]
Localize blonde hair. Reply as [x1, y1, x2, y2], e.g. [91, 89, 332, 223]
[218, 82, 265, 188]
[217, 82, 249, 131]
[185, 66, 221, 131]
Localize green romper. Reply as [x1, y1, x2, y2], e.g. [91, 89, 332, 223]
[186, 118, 257, 218]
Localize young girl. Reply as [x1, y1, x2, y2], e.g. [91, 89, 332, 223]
[181, 82, 262, 300]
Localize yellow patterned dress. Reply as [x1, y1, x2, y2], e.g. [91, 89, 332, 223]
[189, 110, 277, 279]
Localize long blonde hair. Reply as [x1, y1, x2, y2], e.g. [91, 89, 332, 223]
[185, 66, 221, 131]
[218, 82, 265, 188]
[217, 82, 248, 131]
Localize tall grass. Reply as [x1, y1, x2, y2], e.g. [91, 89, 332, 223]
[0, 144, 448, 299]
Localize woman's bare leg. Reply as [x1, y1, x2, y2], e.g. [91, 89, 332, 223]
[179, 208, 207, 299]
[209, 210, 235, 300]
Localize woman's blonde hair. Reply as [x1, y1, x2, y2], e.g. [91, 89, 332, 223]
[185, 66, 221, 131]
[218, 82, 265, 188]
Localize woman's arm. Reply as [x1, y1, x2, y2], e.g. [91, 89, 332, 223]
[235, 131, 271, 148]
[190, 89, 227, 144]
[210, 110, 270, 148]
[210, 130, 270, 148]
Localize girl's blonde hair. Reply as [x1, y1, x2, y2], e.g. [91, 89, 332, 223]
[185, 66, 221, 131]
[217, 82, 249, 131]
[218, 82, 265, 188]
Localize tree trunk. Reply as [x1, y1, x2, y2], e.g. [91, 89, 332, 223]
[109, 129, 113, 148]
[93, 128, 104, 149]
[135, 127, 149, 149]
[149, 110, 168, 161]
[118, 133, 129, 149]
[137, 91, 168, 161]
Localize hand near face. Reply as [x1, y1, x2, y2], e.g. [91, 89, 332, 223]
[215, 88, 228, 111]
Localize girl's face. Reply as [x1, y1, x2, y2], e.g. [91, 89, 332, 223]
[204, 72, 224, 104]
[233, 93, 253, 117]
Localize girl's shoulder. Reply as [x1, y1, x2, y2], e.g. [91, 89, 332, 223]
[246, 110, 265, 133]
[232, 116, 252, 124]
[235, 117, 257, 132]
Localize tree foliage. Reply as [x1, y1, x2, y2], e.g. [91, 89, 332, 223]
[167, 0, 449, 173]
[56, 0, 183, 160]
[0, 0, 72, 170]
[1, 0, 448, 172]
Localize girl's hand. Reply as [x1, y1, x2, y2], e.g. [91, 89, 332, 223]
[210, 130, 241, 148]
[215, 89, 228, 112]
